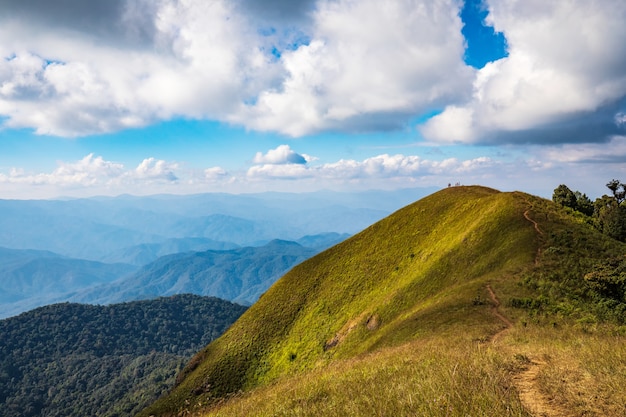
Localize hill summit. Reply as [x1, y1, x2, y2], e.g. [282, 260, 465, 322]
[142, 186, 626, 417]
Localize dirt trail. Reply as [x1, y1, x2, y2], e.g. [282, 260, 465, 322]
[512, 358, 571, 417]
[523, 205, 544, 265]
[486, 285, 512, 343]
[523, 209, 543, 236]
[483, 203, 575, 416]
[487, 282, 573, 417]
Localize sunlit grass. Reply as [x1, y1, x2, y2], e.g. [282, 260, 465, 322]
[204, 336, 529, 417]
[198, 324, 626, 417]
[141, 187, 626, 417]
[505, 323, 626, 417]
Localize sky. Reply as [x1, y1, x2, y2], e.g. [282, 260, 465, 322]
[0, 0, 625, 200]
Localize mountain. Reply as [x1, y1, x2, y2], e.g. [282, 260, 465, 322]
[141, 186, 626, 417]
[0, 188, 433, 263]
[70, 240, 320, 306]
[295, 232, 351, 250]
[0, 295, 247, 417]
[0, 247, 137, 319]
[99, 238, 241, 266]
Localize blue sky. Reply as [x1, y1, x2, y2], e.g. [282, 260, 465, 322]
[0, 0, 625, 199]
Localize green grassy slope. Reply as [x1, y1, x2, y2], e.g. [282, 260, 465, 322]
[142, 186, 626, 417]
[141, 186, 534, 415]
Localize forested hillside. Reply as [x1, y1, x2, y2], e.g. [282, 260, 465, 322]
[0, 295, 247, 417]
[71, 239, 321, 306]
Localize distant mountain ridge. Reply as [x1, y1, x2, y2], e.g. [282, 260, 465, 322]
[0, 188, 434, 262]
[70, 239, 323, 306]
[100, 238, 241, 266]
[0, 247, 137, 319]
[1, 234, 346, 318]
[0, 189, 431, 318]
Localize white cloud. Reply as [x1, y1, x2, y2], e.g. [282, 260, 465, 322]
[1, 149, 624, 200]
[539, 135, 626, 164]
[0, 154, 124, 187]
[231, 0, 472, 136]
[1, 0, 624, 144]
[421, 0, 626, 145]
[252, 145, 308, 164]
[247, 153, 496, 181]
[0, 0, 276, 136]
[131, 158, 179, 182]
[0, 154, 184, 190]
[0, 0, 471, 138]
[204, 166, 229, 180]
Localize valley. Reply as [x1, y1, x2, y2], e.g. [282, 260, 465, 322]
[2, 186, 625, 417]
[0, 189, 429, 318]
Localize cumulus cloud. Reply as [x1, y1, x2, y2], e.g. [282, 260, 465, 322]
[1, 0, 624, 147]
[421, 0, 626, 145]
[231, 0, 472, 136]
[0, 0, 471, 138]
[204, 166, 229, 180]
[252, 145, 309, 164]
[132, 158, 179, 182]
[0, 154, 184, 190]
[0, 154, 123, 187]
[0, 0, 275, 136]
[247, 152, 496, 181]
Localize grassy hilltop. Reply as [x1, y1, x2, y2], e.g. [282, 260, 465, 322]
[142, 186, 626, 417]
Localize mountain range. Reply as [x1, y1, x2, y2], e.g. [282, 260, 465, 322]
[0, 188, 434, 318]
[140, 186, 626, 417]
[0, 236, 345, 319]
[0, 188, 434, 262]
[69, 239, 326, 306]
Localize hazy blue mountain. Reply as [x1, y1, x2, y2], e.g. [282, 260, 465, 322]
[100, 238, 240, 266]
[0, 188, 436, 262]
[0, 188, 435, 317]
[0, 200, 165, 261]
[0, 247, 137, 319]
[295, 232, 351, 250]
[70, 240, 319, 306]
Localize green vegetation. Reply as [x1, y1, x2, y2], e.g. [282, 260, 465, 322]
[76, 239, 319, 306]
[138, 186, 626, 417]
[552, 180, 626, 241]
[0, 295, 247, 417]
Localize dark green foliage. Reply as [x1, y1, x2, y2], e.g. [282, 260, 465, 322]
[552, 185, 594, 216]
[606, 179, 626, 204]
[594, 195, 626, 242]
[585, 257, 626, 303]
[574, 191, 594, 216]
[552, 181, 626, 242]
[0, 295, 246, 417]
[552, 184, 577, 209]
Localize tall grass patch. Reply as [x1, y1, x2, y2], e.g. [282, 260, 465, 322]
[205, 336, 529, 417]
